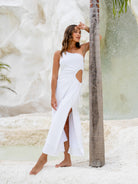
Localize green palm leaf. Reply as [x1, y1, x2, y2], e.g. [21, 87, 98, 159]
[0, 74, 11, 83]
[0, 63, 11, 71]
[0, 86, 17, 94]
[0, 61, 16, 94]
[113, 0, 131, 17]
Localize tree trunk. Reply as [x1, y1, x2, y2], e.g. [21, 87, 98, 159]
[89, 0, 105, 167]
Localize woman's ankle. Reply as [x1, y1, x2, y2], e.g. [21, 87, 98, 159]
[40, 153, 48, 162]
[64, 152, 71, 161]
[42, 153, 47, 157]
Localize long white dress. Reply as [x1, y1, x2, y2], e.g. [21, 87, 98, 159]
[42, 51, 84, 156]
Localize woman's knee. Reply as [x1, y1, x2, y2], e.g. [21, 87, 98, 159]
[68, 108, 72, 115]
[64, 108, 72, 129]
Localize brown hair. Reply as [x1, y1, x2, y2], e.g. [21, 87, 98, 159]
[60, 24, 80, 56]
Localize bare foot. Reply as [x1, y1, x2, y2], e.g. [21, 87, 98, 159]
[29, 153, 47, 175]
[55, 159, 72, 168]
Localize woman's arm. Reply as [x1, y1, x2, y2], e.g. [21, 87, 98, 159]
[77, 22, 102, 38]
[51, 50, 60, 110]
[77, 22, 102, 56]
[84, 25, 90, 33]
[77, 22, 89, 56]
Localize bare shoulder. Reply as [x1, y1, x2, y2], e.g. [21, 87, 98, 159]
[53, 50, 61, 64]
[80, 42, 89, 56]
[54, 50, 61, 58]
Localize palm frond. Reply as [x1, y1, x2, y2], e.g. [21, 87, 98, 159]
[0, 74, 11, 83]
[113, 0, 131, 17]
[0, 62, 16, 94]
[0, 86, 17, 94]
[0, 63, 11, 71]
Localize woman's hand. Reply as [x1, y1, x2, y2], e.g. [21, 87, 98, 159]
[51, 95, 57, 110]
[78, 22, 102, 40]
[77, 22, 86, 30]
[77, 22, 89, 32]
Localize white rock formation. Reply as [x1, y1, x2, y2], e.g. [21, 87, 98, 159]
[0, 0, 137, 119]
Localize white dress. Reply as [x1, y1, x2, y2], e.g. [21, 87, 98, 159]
[42, 51, 84, 156]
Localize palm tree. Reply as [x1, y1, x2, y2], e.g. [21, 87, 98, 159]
[0, 62, 16, 93]
[89, 0, 131, 167]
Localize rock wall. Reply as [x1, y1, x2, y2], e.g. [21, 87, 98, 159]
[0, 0, 137, 119]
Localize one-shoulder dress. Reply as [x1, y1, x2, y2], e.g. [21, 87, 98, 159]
[42, 51, 84, 156]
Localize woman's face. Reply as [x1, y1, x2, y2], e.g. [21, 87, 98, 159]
[72, 26, 81, 43]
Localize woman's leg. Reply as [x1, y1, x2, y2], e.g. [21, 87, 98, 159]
[29, 153, 48, 175]
[29, 108, 72, 174]
[55, 108, 72, 168]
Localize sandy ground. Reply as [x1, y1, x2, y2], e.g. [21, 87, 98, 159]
[0, 157, 137, 184]
[0, 115, 138, 184]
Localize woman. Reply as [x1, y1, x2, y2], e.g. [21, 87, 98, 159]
[29, 22, 101, 175]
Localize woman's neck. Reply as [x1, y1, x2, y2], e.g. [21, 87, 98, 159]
[68, 41, 76, 51]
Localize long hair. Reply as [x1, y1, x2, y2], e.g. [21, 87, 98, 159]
[60, 25, 80, 56]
